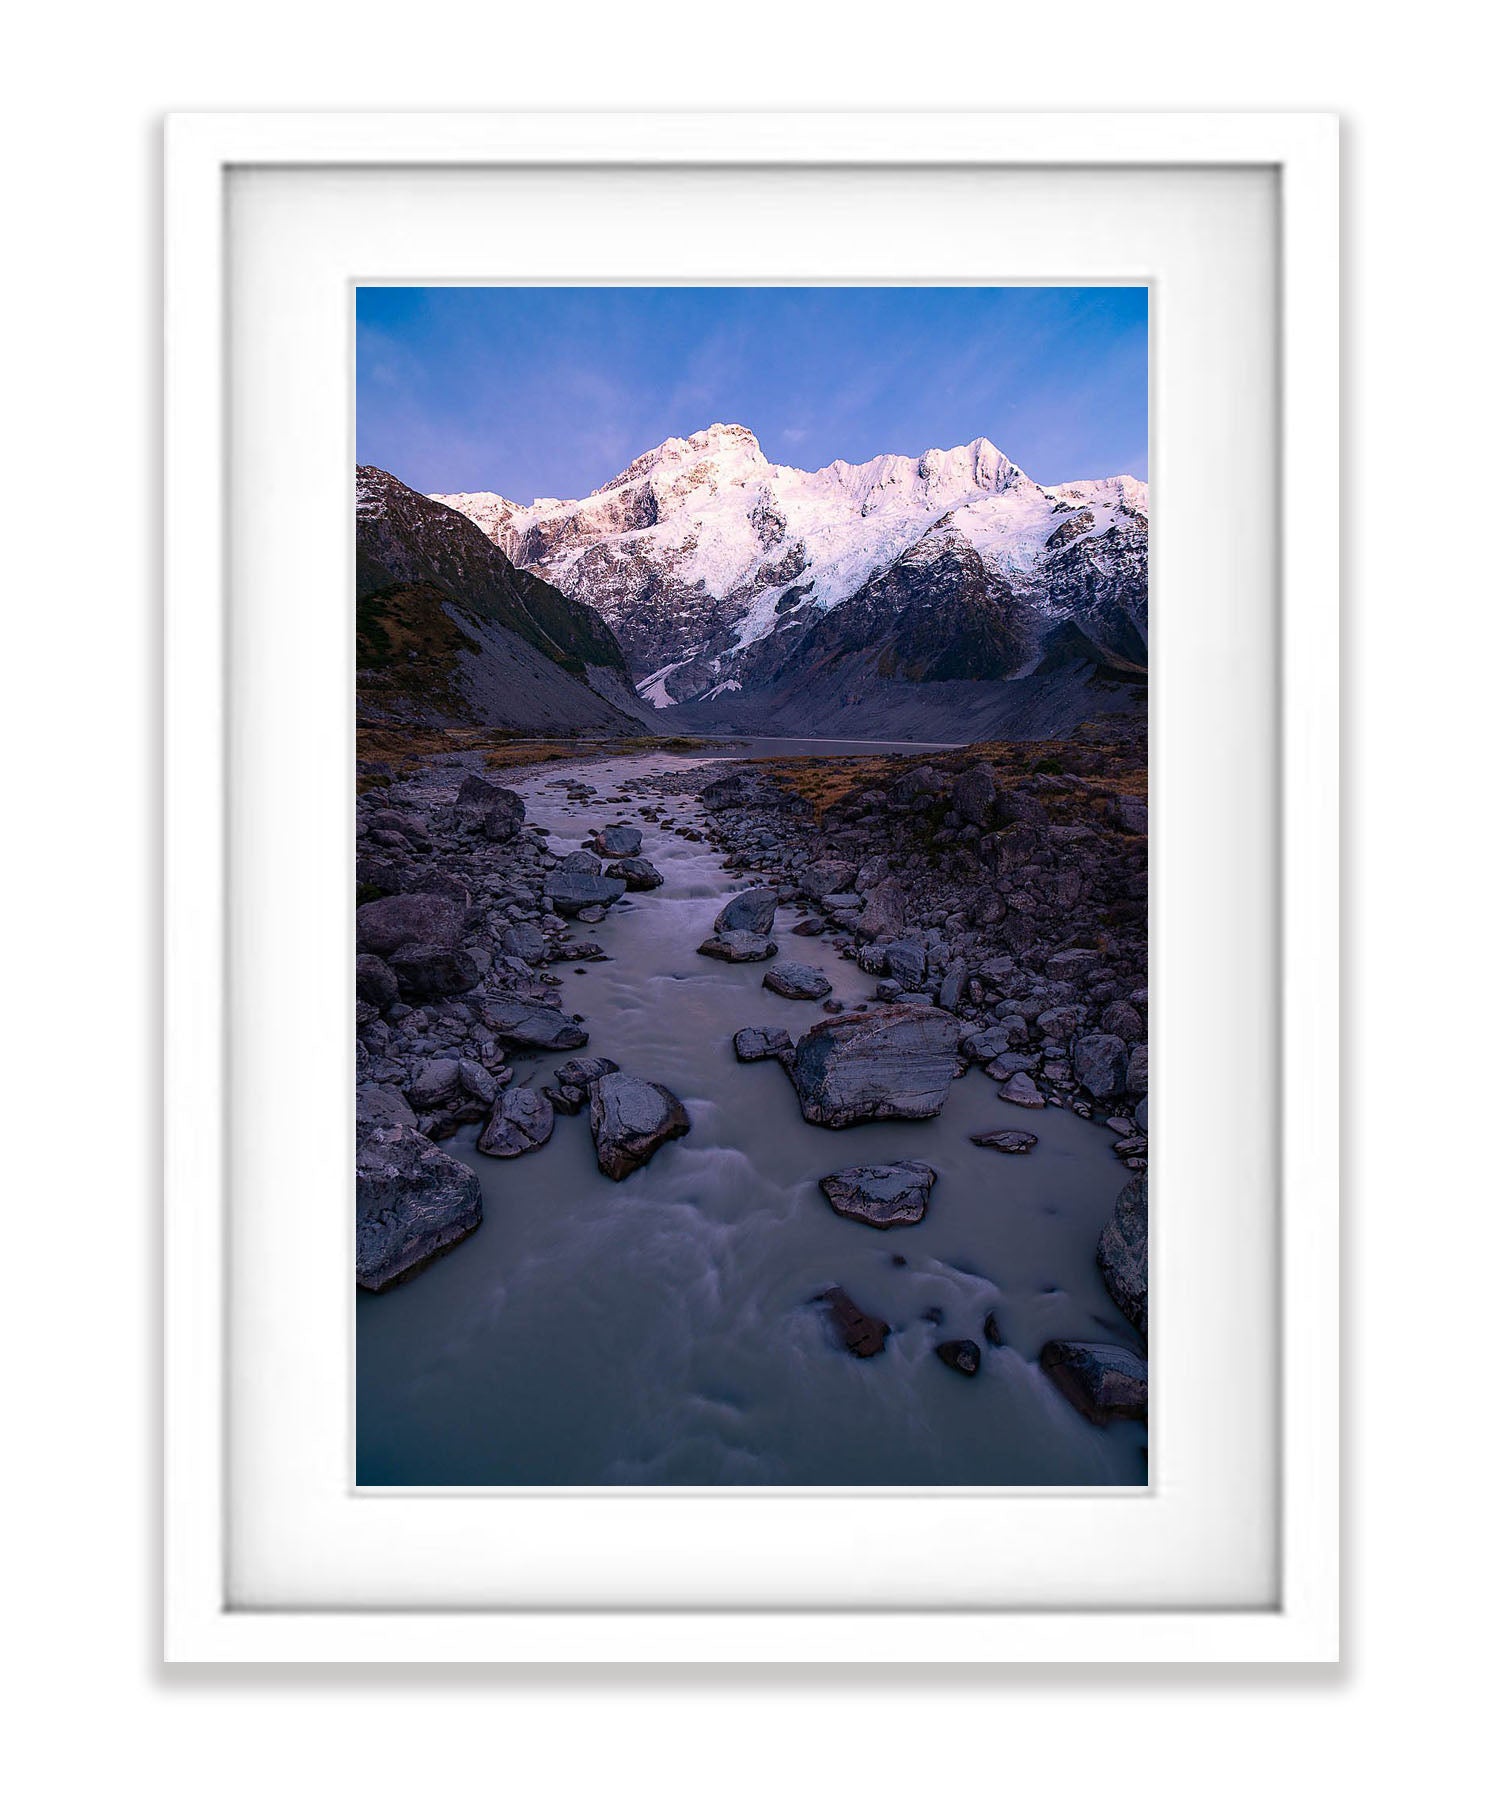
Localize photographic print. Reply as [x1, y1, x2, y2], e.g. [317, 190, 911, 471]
[354, 286, 1148, 1486]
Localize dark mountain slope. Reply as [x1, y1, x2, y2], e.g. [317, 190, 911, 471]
[355, 467, 651, 733]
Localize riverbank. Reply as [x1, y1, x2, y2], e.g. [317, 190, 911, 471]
[354, 731, 1148, 1485]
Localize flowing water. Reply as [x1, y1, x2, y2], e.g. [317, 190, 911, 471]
[356, 743, 1147, 1486]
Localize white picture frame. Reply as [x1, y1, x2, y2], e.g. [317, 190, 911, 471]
[164, 111, 1338, 1663]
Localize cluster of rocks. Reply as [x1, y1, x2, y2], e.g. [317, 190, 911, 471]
[677, 743, 1147, 1162]
[674, 740, 1149, 1424]
[355, 762, 689, 1290]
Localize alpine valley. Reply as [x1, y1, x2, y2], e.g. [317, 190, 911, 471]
[356, 416, 1150, 1489]
[431, 422, 1147, 740]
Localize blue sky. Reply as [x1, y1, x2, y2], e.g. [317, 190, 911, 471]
[357, 286, 1147, 502]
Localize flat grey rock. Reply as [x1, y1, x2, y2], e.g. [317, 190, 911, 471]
[481, 1000, 589, 1052]
[732, 1026, 793, 1063]
[762, 961, 832, 1000]
[819, 1159, 935, 1228]
[698, 931, 778, 963]
[970, 1129, 1038, 1153]
[544, 870, 626, 916]
[787, 1003, 961, 1128]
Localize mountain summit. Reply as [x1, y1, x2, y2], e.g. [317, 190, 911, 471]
[433, 428, 1147, 738]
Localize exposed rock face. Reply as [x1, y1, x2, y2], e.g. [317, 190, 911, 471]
[819, 1286, 890, 1358]
[819, 1160, 936, 1228]
[434, 429, 1146, 740]
[732, 1025, 793, 1063]
[1041, 1340, 1148, 1424]
[356, 465, 647, 734]
[1097, 1172, 1148, 1335]
[356, 1122, 482, 1292]
[936, 1338, 982, 1376]
[762, 961, 833, 1001]
[698, 931, 778, 963]
[714, 887, 778, 934]
[544, 869, 627, 916]
[787, 1004, 962, 1127]
[477, 1085, 555, 1158]
[356, 891, 463, 958]
[589, 1073, 691, 1180]
[970, 1129, 1038, 1154]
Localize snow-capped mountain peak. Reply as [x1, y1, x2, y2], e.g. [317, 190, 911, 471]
[432, 427, 1146, 715]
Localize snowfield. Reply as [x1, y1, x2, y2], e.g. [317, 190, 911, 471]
[434, 423, 1147, 705]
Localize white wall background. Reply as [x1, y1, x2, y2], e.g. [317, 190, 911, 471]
[2, 3, 1490, 1791]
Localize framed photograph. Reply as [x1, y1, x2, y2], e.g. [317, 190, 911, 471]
[165, 111, 1338, 1661]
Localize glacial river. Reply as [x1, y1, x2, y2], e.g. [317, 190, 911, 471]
[356, 742, 1146, 1486]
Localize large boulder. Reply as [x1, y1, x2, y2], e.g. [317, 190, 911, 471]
[762, 961, 832, 1001]
[356, 890, 463, 958]
[800, 859, 857, 899]
[818, 1286, 890, 1358]
[698, 931, 778, 963]
[481, 1000, 589, 1052]
[406, 1058, 463, 1111]
[952, 761, 997, 826]
[606, 856, 664, 891]
[1097, 1172, 1148, 1336]
[499, 922, 550, 965]
[787, 1004, 961, 1128]
[545, 870, 627, 916]
[885, 939, 927, 988]
[856, 878, 906, 940]
[355, 952, 400, 1014]
[477, 1085, 555, 1158]
[1073, 1032, 1130, 1100]
[1040, 1340, 1148, 1425]
[356, 1082, 417, 1132]
[356, 1122, 482, 1292]
[591, 824, 643, 858]
[715, 887, 778, 934]
[451, 775, 525, 842]
[819, 1160, 935, 1228]
[388, 941, 480, 1000]
[589, 1073, 691, 1180]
